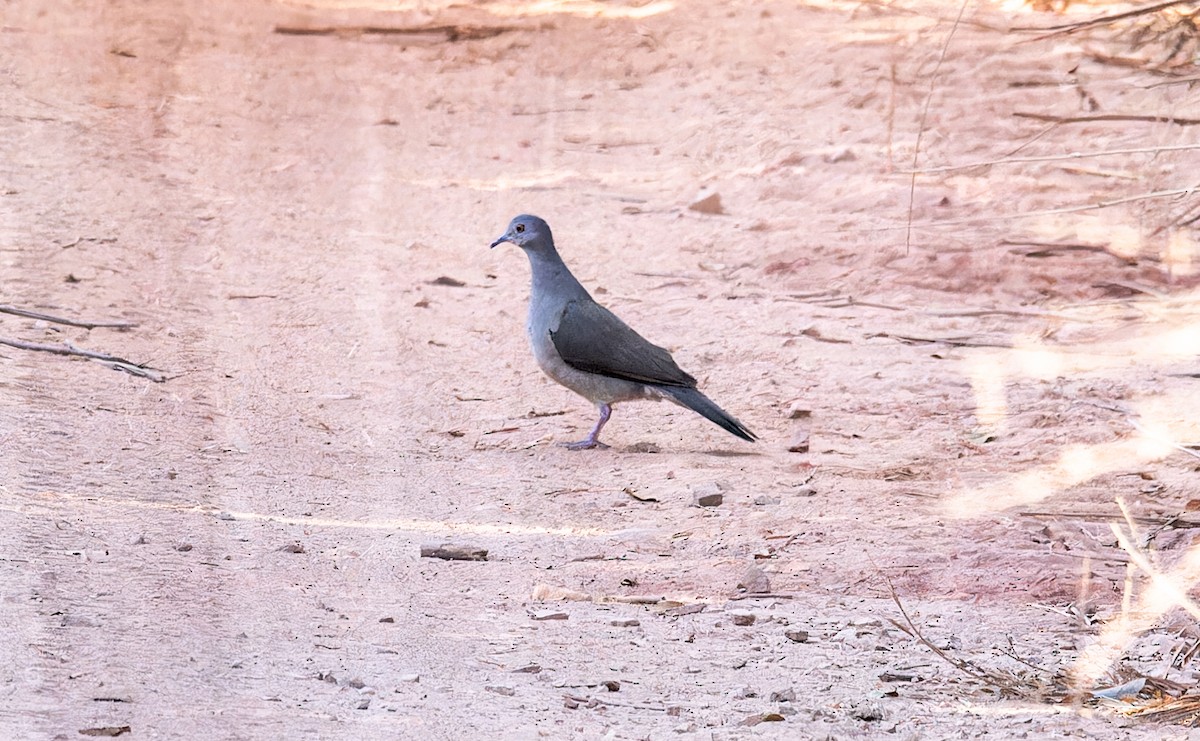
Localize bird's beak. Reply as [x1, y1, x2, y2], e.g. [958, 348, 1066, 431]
[489, 234, 509, 249]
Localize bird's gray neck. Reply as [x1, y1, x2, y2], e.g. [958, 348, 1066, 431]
[525, 245, 590, 304]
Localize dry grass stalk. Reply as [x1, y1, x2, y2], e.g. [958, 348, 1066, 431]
[882, 573, 1064, 700]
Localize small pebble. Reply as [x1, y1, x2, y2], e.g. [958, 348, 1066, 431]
[664, 603, 705, 617]
[611, 619, 640, 628]
[824, 148, 856, 163]
[531, 610, 568, 621]
[729, 610, 756, 626]
[736, 566, 771, 594]
[420, 543, 488, 561]
[740, 712, 784, 726]
[849, 701, 884, 721]
[691, 481, 725, 507]
[786, 403, 811, 419]
[688, 191, 725, 215]
[784, 629, 810, 643]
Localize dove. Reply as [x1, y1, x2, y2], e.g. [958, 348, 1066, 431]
[490, 214, 756, 449]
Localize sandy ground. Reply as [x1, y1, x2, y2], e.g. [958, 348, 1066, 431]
[3, 0, 1200, 738]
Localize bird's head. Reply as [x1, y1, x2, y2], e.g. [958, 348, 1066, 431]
[489, 214, 553, 251]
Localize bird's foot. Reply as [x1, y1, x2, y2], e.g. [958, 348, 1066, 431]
[561, 404, 613, 450]
[560, 438, 610, 451]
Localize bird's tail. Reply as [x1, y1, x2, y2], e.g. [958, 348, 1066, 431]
[656, 386, 757, 442]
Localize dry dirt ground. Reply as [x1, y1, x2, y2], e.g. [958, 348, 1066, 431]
[4, 0, 1200, 738]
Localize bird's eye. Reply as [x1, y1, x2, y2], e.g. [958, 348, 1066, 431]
[515, 224, 525, 233]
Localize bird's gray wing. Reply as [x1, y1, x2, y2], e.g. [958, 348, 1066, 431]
[549, 299, 697, 388]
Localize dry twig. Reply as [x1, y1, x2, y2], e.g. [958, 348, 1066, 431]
[1021, 510, 1200, 529]
[906, 0, 971, 251]
[1113, 502, 1200, 622]
[1014, 111, 1200, 126]
[563, 693, 667, 712]
[854, 186, 1196, 232]
[866, 332, 1013, 349]
[0, 304, 136, 330]
[273, 24, 514, 41]
[882, 572, 1035, 694]
[0, 337, 165, 382]
[908, 143, 1200, 175]
[1013, 0, 1196, 36]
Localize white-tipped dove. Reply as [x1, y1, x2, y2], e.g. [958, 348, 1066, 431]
[490, 214, 757, 450]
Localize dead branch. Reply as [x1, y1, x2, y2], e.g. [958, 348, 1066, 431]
[1002, 637, 1060, 676]
[1014, 111, 1200, 126]
[786, 292, 1099, 321]
[882, 574, 1009, 685]
[1004, 121, 1062, 158]
[1020, 510, 1200, 529]
[0, 304, 136, 330]
[850, 0, 1007, 31]
[1157, 200, 1200, 233]
[1005, 241, 1139, 265]
[0, 337, 166, 382]
[419, 543, 488, 561]
[906, 0, 971, 251]
[922, 304, 1091, 319]
[1148, 74, 1200, 87]
[1013, 0, 1195, 36]
[1085, 400, 1200, 461]
[1085, 52, 1186, 76]
[908, 143, 1200, 175]
[1127, 418, 1200, 460]
[823, 298, 907, 312]
[562, 693, 667, 712]
[273, 24, 514, 42]
[866, 332, 1013, 348]
[853, 186, 1196, 232]
[1112, 502, 1200, 621]
[1091, 280, 1167, 297]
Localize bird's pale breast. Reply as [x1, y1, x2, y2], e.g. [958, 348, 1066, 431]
[527, 307, 651, 405]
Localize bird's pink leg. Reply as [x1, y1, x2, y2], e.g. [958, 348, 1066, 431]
[562, 403, 611, 450]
